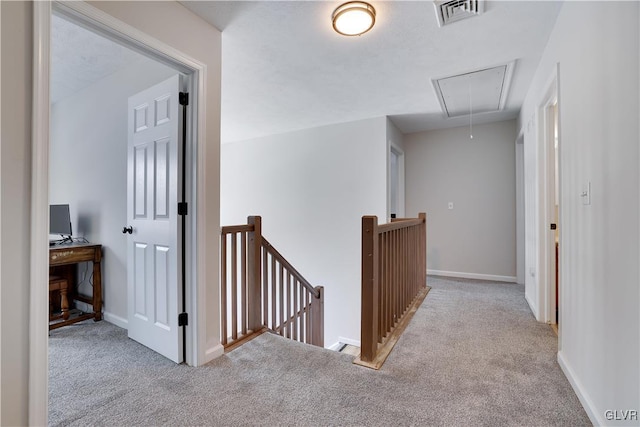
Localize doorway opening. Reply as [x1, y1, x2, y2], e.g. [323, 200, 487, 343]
[389, 144, 405, 220]
[539, 67, 560, 333]
[32, 1, 208, 422]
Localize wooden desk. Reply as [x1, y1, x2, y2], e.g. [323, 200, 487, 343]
[49, 243, 102, 330]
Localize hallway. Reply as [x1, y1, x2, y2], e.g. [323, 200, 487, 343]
[49, 277, 589, 426]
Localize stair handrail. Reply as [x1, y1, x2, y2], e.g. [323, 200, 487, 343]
[261, 237, 320, 299]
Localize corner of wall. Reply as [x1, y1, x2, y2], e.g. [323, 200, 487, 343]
[557, 351, 602, 426]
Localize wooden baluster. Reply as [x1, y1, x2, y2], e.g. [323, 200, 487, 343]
[300, 281, 306, 343]
[381, 232, 387, 338]
[387, 229, 392, 331]
[263, 246, 268, 327]
[304, 290, 310, 344]
[271, 254, 276, 331]
[221, 233, 228, 346]
[420, 213, 427, 288]
[361, 215, 379, 363]
[378, 233, 383, 343]
[231, 233, 238, 341]
[277, 263, 283, 336]
[391, 230, 394, 329]
[241, 231, 247, 336]
[293, 278, 298, 341]
[286, 273, 291, 339]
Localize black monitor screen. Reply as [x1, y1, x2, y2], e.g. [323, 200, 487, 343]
[50, 204, 72, 236]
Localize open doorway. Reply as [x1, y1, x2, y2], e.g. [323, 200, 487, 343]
[32, 2, 215, 422]
[389, 144, 405, 219]
[49, 12, 181, 332]
[46, 1, 200, 416]
[539, 69, 560, 334]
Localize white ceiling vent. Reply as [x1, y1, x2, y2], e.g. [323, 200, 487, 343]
[432, 62, 515, 118]
[434, 0, 484, 27]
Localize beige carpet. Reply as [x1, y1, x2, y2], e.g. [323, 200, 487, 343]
[49, 276, 590, 426]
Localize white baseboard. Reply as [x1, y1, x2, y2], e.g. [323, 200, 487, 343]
[427, 269, 517, 283]
[201, 343, 224, 366]
[103, 311, 128, 329]
[524, 293, 539, 321]
[557, 350, 602, 426]
[328, 342, 342, 351]
[73, 302, 128, 330]
[329, 336, 361, 351]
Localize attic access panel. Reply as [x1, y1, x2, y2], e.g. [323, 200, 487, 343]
[433, 63, 514, 118]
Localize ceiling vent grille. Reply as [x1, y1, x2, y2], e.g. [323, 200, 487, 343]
[434, 0, 484, 27]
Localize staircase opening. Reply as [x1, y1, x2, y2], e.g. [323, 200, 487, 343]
[220, 216, 324, 351]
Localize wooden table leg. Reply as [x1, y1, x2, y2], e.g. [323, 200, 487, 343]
[60, 286, 70, 320]
[92, 251, 103, 321]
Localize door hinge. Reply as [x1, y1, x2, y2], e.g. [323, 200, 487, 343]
[179, 92, 189, 106]
[178, 312, 188, 327]
[178, 202, 188, 216]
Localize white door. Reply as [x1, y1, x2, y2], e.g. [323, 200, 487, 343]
[126, 74, 183, 363]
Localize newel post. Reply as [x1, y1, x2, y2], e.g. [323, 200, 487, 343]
[419, 212, 427, 287]
[361, 215, 379, 363]
[247, 216, 262, 331]
[311, 286, 324, 347]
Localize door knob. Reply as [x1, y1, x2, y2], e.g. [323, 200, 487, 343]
[122, 226, 133, 234]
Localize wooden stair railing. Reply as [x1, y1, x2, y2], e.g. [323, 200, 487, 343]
[355, 212, 429, 370]
[220, 216, 323, 351]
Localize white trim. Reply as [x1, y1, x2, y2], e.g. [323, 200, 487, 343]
[557, 351, 601, 426]
[31, 1, 213, 422]
[427, 269, 517, 283]
[338, 336, 361, 347]
[204, 344, 224, 362]
[524, 293, 539, 321]
[537, 64, 559, 326]
[103, 312, 128, 330]
[30, 3, 52, 425]
[327, 342, 342, 351]
[328, 337, 362, 351]
[388, 142, 405, 220]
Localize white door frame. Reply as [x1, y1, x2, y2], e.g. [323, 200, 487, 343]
[515, 132, 525, 286]
[537, 64, 560, 326]
[30, 2, 208, 423]
[388, 142, 406, 220]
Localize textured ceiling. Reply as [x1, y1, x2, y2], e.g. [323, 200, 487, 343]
[51, 14, 141, 104]
[181, 0, 563, 143]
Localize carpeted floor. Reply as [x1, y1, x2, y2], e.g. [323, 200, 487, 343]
[49, 276, 590, 426]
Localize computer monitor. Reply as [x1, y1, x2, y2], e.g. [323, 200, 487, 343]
[50, 204, 72, 238]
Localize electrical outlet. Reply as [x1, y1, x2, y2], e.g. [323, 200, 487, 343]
[448, 202, 454, 210]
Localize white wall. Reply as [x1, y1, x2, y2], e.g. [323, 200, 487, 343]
[0, 2, 222, 424]
[386, 118, 405, 219]
[221, 117, 388, 347]
[50, 57, 177, 326]
[405, 120, 517, 282]
[0, 2, 32, 424]
[519, 2, 639, 424]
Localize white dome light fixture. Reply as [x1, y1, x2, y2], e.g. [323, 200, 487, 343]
[332, 2, 376, 36]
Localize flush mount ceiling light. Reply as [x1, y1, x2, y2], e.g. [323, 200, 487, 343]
[332, 2, 376, 36]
